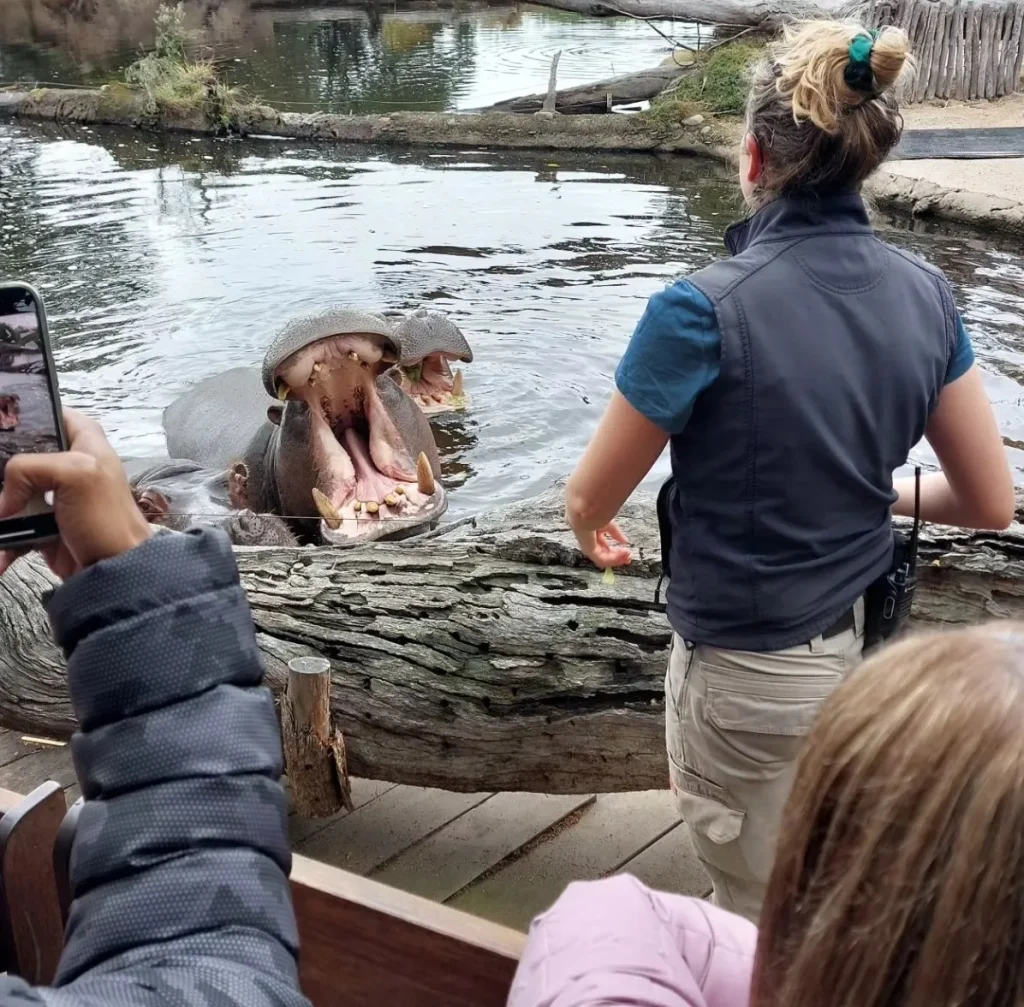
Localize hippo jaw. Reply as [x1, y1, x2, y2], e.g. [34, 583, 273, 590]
[399, 355, 470, 416]
[272, 331, 447, 546]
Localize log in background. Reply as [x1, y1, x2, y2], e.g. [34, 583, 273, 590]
[1, 486, 1022, 794]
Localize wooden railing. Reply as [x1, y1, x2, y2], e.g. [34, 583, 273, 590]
[3, 782, 525, 1005]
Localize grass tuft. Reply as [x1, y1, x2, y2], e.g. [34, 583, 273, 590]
[647, 40, 765, 122]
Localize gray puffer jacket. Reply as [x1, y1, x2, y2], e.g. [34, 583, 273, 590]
[2, 527, 310, 1007]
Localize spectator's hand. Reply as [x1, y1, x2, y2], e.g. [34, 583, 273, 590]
[572, 521, 632, 569]
[0, 408, 153, 580]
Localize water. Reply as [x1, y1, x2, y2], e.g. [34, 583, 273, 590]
[2, 120, 1023, 519]
[0, 1, 706, 113]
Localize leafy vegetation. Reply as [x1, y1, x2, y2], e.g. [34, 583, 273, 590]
[123, 2, 248, 125]
[647, 40, 765, 122]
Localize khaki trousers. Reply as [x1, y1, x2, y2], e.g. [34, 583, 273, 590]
[665, 599, 864, 924]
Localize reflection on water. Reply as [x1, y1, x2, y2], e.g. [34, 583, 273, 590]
[0, 1, 706, 113]
[1, 121, 1022, 519]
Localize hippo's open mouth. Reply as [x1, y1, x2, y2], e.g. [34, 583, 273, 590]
[273, 333, 446, 545]
[399, 355, 468, 416]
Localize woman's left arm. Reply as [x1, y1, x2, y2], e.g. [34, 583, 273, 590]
[565, 392, 669, 567]
[566, 281, 721, 569]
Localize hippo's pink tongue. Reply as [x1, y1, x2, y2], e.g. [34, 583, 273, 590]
[342, 428, 399, 503]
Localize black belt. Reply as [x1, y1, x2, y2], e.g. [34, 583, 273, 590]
[821, 607, 856, 640]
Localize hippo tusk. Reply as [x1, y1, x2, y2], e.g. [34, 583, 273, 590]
[452, 369, 464, 396]
[312, 488, 342, 529]
[275, 378, 291, 401]
[417, 453, 436, 496]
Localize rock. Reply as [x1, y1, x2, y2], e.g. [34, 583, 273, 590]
[683, 113, 705, 126]
[700, 125, 712, 137]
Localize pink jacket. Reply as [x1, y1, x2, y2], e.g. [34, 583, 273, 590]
[507, 874, 757, 1007]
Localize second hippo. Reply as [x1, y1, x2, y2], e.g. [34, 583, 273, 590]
[388, 308, 474, 417]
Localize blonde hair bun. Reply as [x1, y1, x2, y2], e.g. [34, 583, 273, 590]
[772, 20, 913, 133]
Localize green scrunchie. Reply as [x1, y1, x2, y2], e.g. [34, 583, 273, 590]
[845, 28, 880, 93]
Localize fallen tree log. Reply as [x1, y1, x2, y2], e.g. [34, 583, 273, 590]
[481, 63, 691, 114]
[525, 0, 849, 30]
[1, 486, 1024, 794]
[0, 84, 729, 156]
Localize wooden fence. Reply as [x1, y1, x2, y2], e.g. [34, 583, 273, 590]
[869, 0, 1024, 101]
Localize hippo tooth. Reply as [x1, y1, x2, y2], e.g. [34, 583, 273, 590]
[416, 453, 436, 496]
[384, 492, 399, 507]
[395, 485, 405, 495]
[312, 488, 343, 530]
[353, 500, 362, 512]
[275, 379, 290, 401]
[365, 501, 380, 514]
[452, 369, 464, 396]
[348, 351, 360, 362]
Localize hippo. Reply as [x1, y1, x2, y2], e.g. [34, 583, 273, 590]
[0, 395, 20, 432]
[387, 308, 474, 417]
[162, 307, 448, 546]
[126, 456, 300, 547]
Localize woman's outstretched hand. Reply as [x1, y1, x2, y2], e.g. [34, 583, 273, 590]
[572, 521, 632, 569]
[0, 408, 153, 580]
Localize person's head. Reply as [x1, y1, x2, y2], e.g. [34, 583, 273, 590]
[753, 624, 1024, 1007]
[740, 19, 913, 208]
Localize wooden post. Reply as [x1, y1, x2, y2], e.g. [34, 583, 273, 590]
[1012, 1, 1024, 92]
[937, 1, 954, 96]
[953, 1, 967, 97]
[542, 51, 562, 113]
[282, 657, 353, 819]
[927, 0, 947, 97]
[969, 2, 982, 96]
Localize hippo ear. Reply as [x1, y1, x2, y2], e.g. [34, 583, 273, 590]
[267, 402, 284, 426]
[229, 462, 250, 509]
[135, 489, 170, 524]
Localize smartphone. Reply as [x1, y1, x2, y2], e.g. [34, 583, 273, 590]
[0, 282, 68, 549]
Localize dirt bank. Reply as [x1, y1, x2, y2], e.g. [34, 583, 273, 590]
[871, 96, 1024, 230]
[0, 84, 1021, 235]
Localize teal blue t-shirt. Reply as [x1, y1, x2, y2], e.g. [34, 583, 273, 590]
[615, 279, 976, 435]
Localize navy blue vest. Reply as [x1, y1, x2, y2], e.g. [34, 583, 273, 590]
[668, 191, 956, 650]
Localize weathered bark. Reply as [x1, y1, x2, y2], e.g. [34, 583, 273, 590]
[282, 657, 353, 818]
[482, 64, 689, 115]
[2, 487, 1024, 794]
[525, 0, 849, 30]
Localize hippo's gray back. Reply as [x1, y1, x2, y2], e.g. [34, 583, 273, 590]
[163, 367, 270, 469]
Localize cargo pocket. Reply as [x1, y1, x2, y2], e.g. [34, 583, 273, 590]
[702, 671, 842, 766]
[668, 758, 744, 845]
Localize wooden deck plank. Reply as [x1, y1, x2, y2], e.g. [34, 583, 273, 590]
[615, 823, 710, 896]
[288, 778, 397, 846]
[448, 791, 680, 931]
[0, 729, 66, 769]
[371, 793, 596, 902]
[0, 744, 76, 793]
[296, 785, 493, 875]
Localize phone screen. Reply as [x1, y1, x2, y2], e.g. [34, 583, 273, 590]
[0, 285, 65, 530]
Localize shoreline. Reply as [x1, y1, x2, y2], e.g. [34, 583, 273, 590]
[1, 84, 1022, 235]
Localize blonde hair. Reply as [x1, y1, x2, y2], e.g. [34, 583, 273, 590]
[746, 19, 915, 206]
[753, 623, 1024, 1007]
